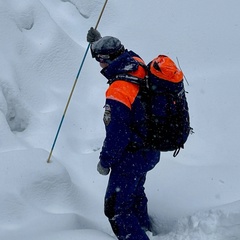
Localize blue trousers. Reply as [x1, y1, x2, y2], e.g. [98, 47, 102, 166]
[104, 170, 150, 240]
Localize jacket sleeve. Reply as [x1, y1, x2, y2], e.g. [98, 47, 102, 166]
[99, 98, 132, 168]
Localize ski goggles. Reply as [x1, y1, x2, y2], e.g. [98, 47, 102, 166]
[95, 54, 111, 63]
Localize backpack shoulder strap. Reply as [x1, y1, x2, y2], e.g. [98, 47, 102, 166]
[108, 58, 148, 86]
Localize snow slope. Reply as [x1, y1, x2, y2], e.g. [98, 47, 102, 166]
[0, 0, 240, 239]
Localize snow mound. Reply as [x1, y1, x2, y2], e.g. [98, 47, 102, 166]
[0, 149, 102, 240]
[159, 201, 240, 240]
[34, 229, 114, 240]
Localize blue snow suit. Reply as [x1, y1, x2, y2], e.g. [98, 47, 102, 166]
[99, 50, 160, 240]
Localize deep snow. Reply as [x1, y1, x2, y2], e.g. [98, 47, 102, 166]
[1, 0, 240, 239]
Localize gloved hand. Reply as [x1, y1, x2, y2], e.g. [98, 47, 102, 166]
[87, 27, 102, 43]
[97, 161, 110, 175]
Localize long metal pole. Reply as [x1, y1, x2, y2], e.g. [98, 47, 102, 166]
[47, 0, 109, 163]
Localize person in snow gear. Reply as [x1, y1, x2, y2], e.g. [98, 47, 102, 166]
[87, 27, 160, 240]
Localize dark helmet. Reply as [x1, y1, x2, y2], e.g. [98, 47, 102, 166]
[91, 36, 125, 63]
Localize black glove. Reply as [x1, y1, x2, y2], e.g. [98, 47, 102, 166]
[97, 161, 110, 175]
[87, 27, 102, 43]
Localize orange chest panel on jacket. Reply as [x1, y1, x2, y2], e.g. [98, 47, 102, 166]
[106, 81, 139, 109]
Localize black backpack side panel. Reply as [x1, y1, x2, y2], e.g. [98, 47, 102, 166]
[146, 72, 191, 152]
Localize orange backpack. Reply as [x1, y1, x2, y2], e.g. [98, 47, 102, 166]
[144, 55, 192, 156]
[106, 54, 192, 156]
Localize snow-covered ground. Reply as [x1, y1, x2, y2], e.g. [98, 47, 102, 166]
[1, 0, 240, 239]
